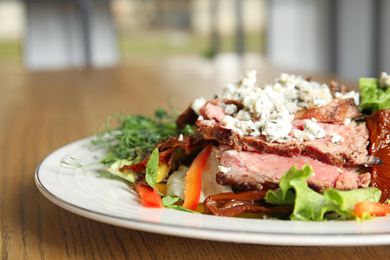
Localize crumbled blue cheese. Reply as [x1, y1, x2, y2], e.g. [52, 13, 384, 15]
[196, 70, 360, 143]
[236, 110, 252, 121]
[223, 104, 237, 115]
[303, 119, 325, 138]
[275, 73, 333, 111]
[335, 91, 360, 106]
[178, 134, 184, 141]
[238, 120, 260, 137]
[191, 97, 206, 115]
[220, 70, 258, 100]
[218, 165, 231, 173]
[343, 118, 351, 126]
[379, 72, 390, 88]
[330, 133, 344, 145]
[260, 111, 293, 142]
[292, 129, 315, 141]
[218, 71, 335, 142]
[221, 115, 236, 129]
[291, 119, 325, 141]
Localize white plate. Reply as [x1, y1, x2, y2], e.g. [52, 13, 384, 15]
[35, 137, 390, 246]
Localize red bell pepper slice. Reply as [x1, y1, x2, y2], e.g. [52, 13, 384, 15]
[354, 200, 390, 217]
[135, 184, 164, 208]
[183, 144, 213, 211]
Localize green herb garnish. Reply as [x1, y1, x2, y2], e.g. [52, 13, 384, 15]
[92, 109, 179, 166]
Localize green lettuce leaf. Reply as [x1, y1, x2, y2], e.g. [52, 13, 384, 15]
[265, 164, 381, 221]
[359, 77, 390, 113]
[107, 158, 136, 183]
[145, 148, 159, 188]
[264, 164, 313, 205]
[323, 188, 381, 220]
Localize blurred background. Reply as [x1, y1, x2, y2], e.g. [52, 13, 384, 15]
[0, 0, 389, 81]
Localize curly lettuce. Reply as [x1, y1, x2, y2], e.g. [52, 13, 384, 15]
[265, 164, 381, 221]
[359, 74, 390, 114]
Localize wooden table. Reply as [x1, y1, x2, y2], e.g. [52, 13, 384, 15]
[1, 55, 389, 259]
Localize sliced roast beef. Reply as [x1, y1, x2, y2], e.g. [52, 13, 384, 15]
[194, 96, 360, 124]
[197, 119, 378, 167]
[176, 105, 198, 129]
[199, 98, 244, 122]
[216, 148, 371, 192]
[292, 120, 380, 167]
[293, 98, 361, 122]
[200, 102, 226, 122]
[198, 119, 303, 156]
[176, 99, 244, 129]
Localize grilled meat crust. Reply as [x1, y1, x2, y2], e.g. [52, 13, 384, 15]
[197, 119, 379, 167]
[294, 98, 361, 122]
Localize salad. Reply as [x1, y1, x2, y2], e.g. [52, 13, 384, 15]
[86, 71, 390, 221]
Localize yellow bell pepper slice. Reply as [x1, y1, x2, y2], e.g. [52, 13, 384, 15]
[156, 162, 170, 183]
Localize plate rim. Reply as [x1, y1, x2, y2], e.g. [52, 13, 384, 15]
[35, 137, 390, 246]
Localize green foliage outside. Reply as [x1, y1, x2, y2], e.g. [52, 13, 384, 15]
[0, 32, 265, 67]
[118, 31, 265, 60]
[0, 40, 22, 66]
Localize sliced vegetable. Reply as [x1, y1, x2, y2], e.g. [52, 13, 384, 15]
[354, 201, 390, 217]
[183, 144, 213, 210]
[204, 190, 293, 217]
[141, 148, 200, 213]
[107, 159, 136, 183]
[135, 185, 163, 208]
[366, 109, 390, 202]
[156, 183, 167, 196]
[370, 148, 390, 202]
[166, 165, 189, 199]
[157, 162, 170, 183]
[201, 146, 233, 198]
[355, 200, 390, 217]
[324, 187, 381, 219]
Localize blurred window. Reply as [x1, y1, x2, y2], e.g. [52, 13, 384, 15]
[0, 0, 267, 69]
[0, 0, 25, 68]
[110, 0, 267, 61]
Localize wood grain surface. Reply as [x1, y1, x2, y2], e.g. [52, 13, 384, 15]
[1, 55, 389, 259]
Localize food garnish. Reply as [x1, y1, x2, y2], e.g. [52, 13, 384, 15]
[359, 72, 390, 114]
[75, 71, 390, 221]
